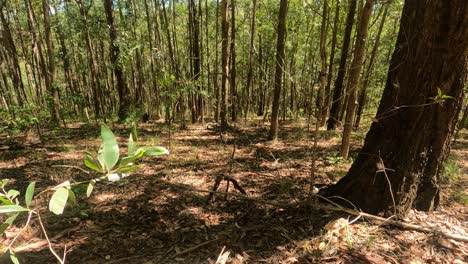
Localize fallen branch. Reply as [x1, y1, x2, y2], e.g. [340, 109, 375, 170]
[173, 238, 223, 257]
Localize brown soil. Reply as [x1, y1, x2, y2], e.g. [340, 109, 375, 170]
[1, 120, 467, 263]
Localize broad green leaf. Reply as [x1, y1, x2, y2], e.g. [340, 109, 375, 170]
[116, 164, 142, 173]
[49, 187, 69, 215]
[0, 205, 28, 214]
[10, 252, 19, 264]
[86, 180, 96, 197]
[119, 148, 145, 167]
[0, 213, 19, 235]
[25, 182, 35, 208]
[98, 124, 120, 171]
[7, 190, 20, 200]
[84, 156, 103, 172]
[141, 146, 169, 157]
[0, 197, 14, 205]
[68, 190, 76, 206]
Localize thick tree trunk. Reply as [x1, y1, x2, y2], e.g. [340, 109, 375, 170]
[322, 0, 467, 217]
[327, 0, 357, 130]
[268, 0, 288, 141]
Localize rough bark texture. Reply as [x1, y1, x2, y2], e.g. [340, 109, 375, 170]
[323, 0, 468, 217]
[268, 0, 288, 141]
[327, 0, 357, 130]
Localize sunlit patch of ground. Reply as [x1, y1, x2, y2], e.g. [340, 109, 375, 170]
[0, 121, 466, 263]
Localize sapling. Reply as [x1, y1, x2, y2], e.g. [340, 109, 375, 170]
[0, 123, 169, 263]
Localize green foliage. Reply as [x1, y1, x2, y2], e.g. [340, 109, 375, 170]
[0, 124, 169, 263]
[441, 158, 461, 183]
[0, 105, 41, 134]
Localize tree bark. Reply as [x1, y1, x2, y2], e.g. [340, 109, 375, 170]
[340, 0, 374, 159]
[268, 0, 288, 141]
[327, 0, 357, 130]
[229, 0, 237, 122]
[322, 0, 467, 217]
[220, 0, 229, 128]
[245, 0, 257, 120]
[104, 0, 131, 121]
[317, 0, 328, 127]
[324, 0, 340, 124]
[354, 5, 388, 129]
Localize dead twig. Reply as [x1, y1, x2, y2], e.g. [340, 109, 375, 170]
[173, 238, 223, 258]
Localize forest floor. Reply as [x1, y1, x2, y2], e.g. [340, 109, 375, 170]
[1, 119, 467, 263]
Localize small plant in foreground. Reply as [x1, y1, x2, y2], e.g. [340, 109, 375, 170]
[0, 123, 169, 263]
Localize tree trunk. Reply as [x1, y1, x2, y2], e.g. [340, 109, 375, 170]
[104, 0, 131, 121]
[354, 5, 388, 129]
[317, 0, 328, 127]
[245, 0, 257, 120]
[42, 0, 61, 123]
[324, 0, 340, 124]
[230, 0, 237, 122]
[220, 0, 229, 128]
[268, 0, 288, 141]
[322, 0, 467, 217]
[327, 0, 357, 130]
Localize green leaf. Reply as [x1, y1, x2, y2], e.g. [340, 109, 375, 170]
[0, 197, 14, 205]
[0, 205, 28, 214]
[0, 213, 19, 235]
[0, 179, 9, 188]
[127, 123, 139, 156]
[86, 180, 96, 197]
[119, 148, 145, 167]
[116, 164, 142, 173]
[68, 190, 76, 207]
[53, 181, 71, 190]
[49, 187, 69, 215]
[437, 87, 443, 97]
[98, 124, 120, 171]
[10, 252, 19, 264]
[7, 190, 20, 200]
[141, 146, 169, 157]
[25, 182, 35, 208]
[84, 155, 103, 172]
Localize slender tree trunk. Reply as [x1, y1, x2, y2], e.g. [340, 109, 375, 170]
[42, 0, 61, 123]
[268, 0, 288, 141]
[318, 0, 329, 127]
[0, 1, 27, 105]
[322, 0, 467, 217]
[104, 0, 131, 121]
[354, 5, 388, 129]
[220, 0, 229, 128]
[245, 0, 257, 120]
[214, 0, 220, 122]
[327, 0, 357, 130]
[229, 0, 237, 122]
[341, 0, 374, 159]
[324, 0, 340, 123]
[76, 0, 101, 117]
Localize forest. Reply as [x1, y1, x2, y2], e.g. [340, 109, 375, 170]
[0, 0, 467, 263]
